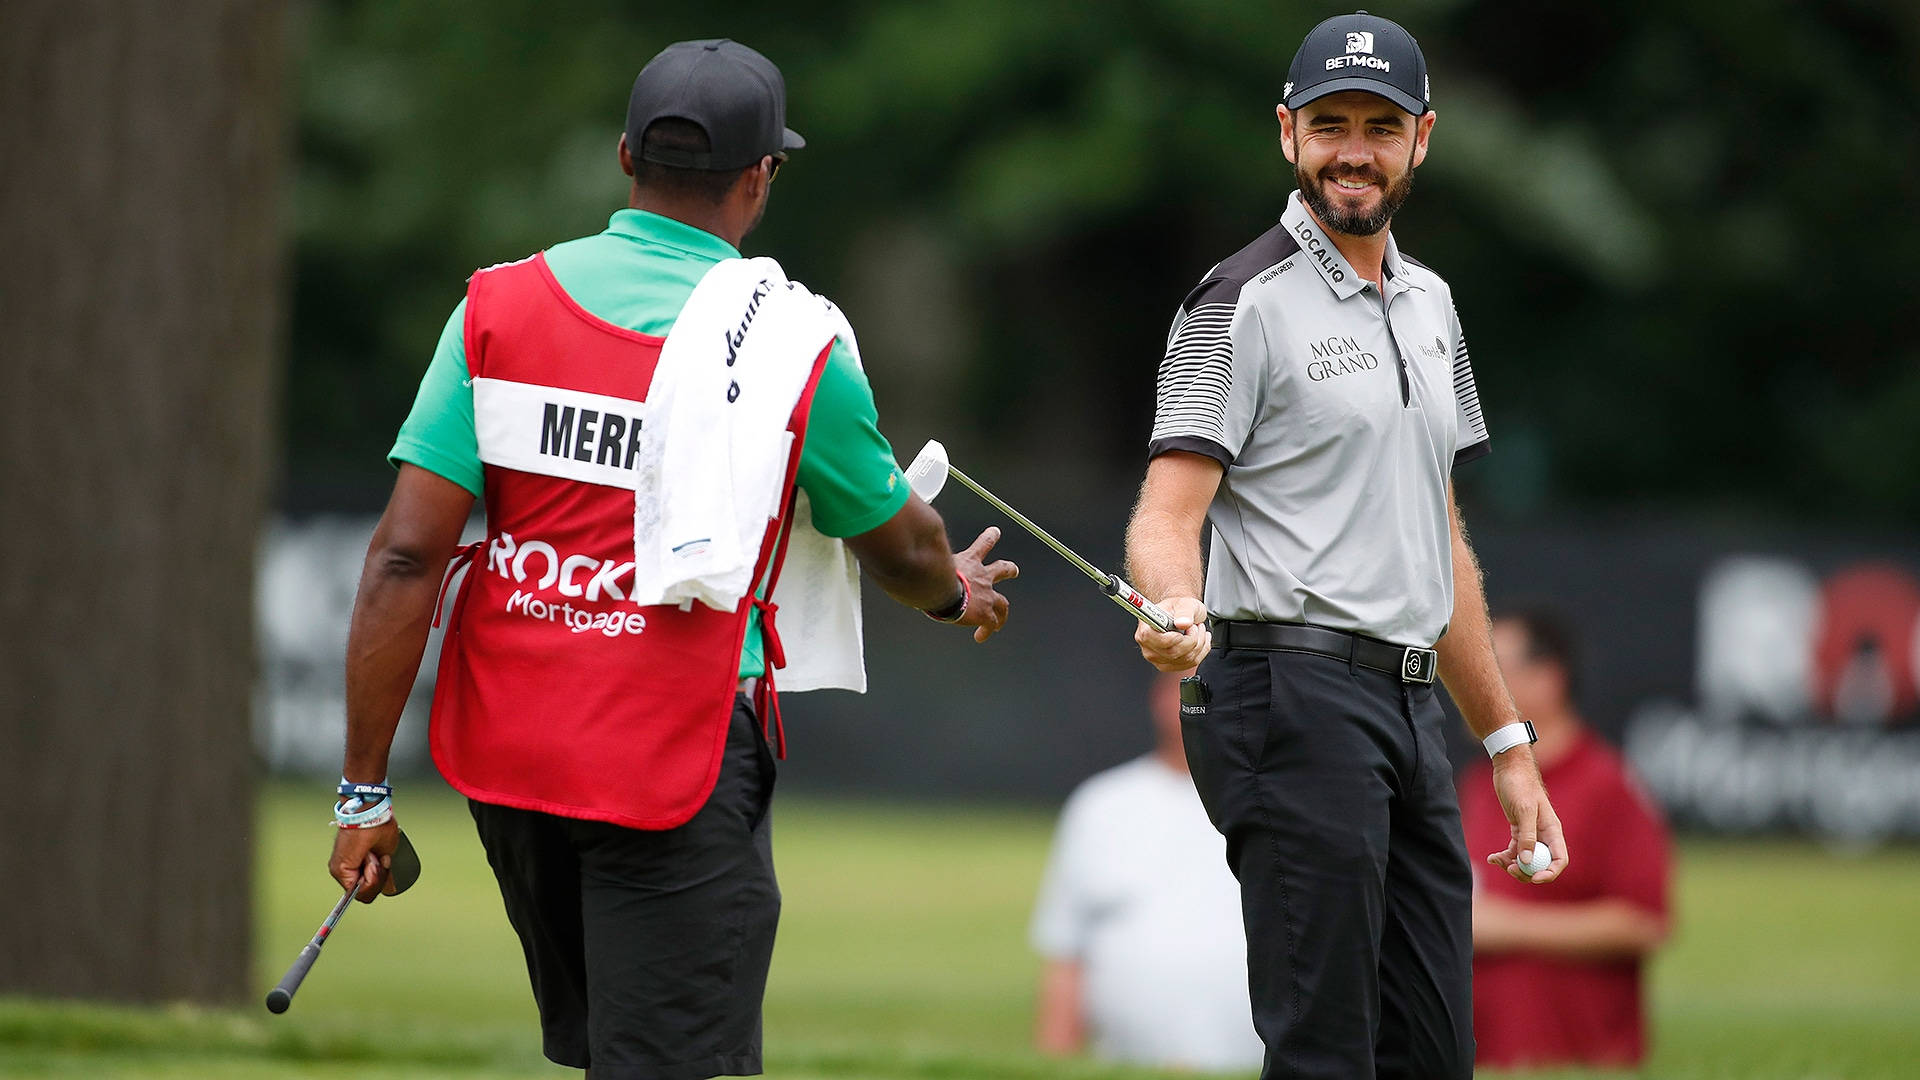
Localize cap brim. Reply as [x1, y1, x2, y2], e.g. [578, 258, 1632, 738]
[1287, 78, 1425, 118]
[782, 126, 806, 151]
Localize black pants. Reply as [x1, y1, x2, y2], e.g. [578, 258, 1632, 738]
[1182, 647, 1475, 1080]
[469, 695, 779, 1080]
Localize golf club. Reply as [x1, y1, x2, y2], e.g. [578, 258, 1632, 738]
[266, 827, 422, 1014]
[904, 440, 1177, 634]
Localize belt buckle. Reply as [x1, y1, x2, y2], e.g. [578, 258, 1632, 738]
[1400, 647, 1437, 684]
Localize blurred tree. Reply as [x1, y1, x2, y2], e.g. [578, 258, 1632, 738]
[284, 0, 1920, 524]
[0, 0, 283, 1002]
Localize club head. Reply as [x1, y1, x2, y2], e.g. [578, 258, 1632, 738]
[903, 439, 950, 503]
[388, 828, 422, 895]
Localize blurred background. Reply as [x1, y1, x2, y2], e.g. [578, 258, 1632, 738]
[5, 1, 1918, 1078]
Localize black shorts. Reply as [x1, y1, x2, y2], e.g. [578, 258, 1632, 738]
[469, 695, 779, 1080]
[1182, 646, 1475, 1080]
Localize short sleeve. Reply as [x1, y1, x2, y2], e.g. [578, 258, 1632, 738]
[793, 338, 911, 538]
[389, 300, 484, 497]
[1029, 787, 1101, 959]
[1449, 300, 1490, 468]
[1147, 278, 1259, 467]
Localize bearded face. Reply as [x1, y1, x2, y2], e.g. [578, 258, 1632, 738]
[1293, 141, 1415, 238]
[1283, 92, 1428, 238]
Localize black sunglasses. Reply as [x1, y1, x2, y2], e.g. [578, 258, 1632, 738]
[767, 152, 787, 182]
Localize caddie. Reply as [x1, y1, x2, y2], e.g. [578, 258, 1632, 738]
[1124, 12, 1569, 1079]
[324, 38, 1017, 1080]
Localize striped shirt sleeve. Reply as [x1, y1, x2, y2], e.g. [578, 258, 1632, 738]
[1450, 300, 1490, 468]
[1148, 279, 1252, 467]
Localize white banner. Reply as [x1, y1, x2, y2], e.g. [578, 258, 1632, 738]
[473, 377, 654, 489]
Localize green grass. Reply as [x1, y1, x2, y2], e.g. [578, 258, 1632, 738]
[2, 783, 1918, 1078]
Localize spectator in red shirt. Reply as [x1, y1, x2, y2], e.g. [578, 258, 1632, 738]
[1459, 608, 1674, 1069]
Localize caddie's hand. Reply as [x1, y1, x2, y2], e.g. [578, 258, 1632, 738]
[953, 526, 1020, 643]
[329, 818, 402, 903]
[1135, 596, 1210, 672]
[1487, 747, 1569, 885]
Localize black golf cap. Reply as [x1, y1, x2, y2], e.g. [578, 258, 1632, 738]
[626, 39, 805, 171]
[1283, 11, 1429, 117]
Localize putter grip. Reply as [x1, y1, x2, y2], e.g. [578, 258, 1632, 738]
[265, 944, 320, 1013]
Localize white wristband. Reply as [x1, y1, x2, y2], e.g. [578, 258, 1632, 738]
[1483, 720, 1537, 758]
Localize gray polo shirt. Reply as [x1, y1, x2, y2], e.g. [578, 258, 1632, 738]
[1148, 191, 1489, 646]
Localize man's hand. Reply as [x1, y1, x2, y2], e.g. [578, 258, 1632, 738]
[1134, 596, 1211, 671]
[952, 527, 1020, 642]
[1486, 749, 1569, 884]
[329, 819, 402, 903]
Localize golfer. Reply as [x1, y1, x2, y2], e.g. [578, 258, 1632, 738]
[325, 39, 1015, 1079]
[1125, 13, 1568, 1079]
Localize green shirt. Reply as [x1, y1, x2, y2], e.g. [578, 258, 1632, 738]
[391, 209, 909, 677]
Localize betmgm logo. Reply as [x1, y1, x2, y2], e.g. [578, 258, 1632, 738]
[1327, 31, 1390, 72]
[1625, 555, 1920, 843]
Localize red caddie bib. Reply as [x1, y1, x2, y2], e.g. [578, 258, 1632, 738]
[428, 253, 828, 829]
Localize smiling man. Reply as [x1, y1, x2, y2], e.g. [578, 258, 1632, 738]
[1123, 12, 1570, 1079]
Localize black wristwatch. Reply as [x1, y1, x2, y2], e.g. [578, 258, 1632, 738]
[923, 573, 969, 623]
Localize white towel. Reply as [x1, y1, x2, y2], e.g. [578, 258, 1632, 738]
[629, 256, 867, 693]
[772, 295, 869, 693]
[772, 488, 867, 693]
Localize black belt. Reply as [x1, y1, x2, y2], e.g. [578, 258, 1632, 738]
[1211, 620, 1438, 684]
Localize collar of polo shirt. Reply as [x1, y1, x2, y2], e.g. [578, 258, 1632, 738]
[1280, 192, 1423, 300]
[607, 208, 742, 261]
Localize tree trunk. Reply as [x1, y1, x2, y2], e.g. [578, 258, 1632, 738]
[0, 0, 283, 1003]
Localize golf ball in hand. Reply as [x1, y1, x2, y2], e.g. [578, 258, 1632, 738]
[1519, 841, 1552, 876]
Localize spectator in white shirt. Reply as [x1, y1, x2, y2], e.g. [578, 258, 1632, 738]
[1030, 671, 1265, 1073]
